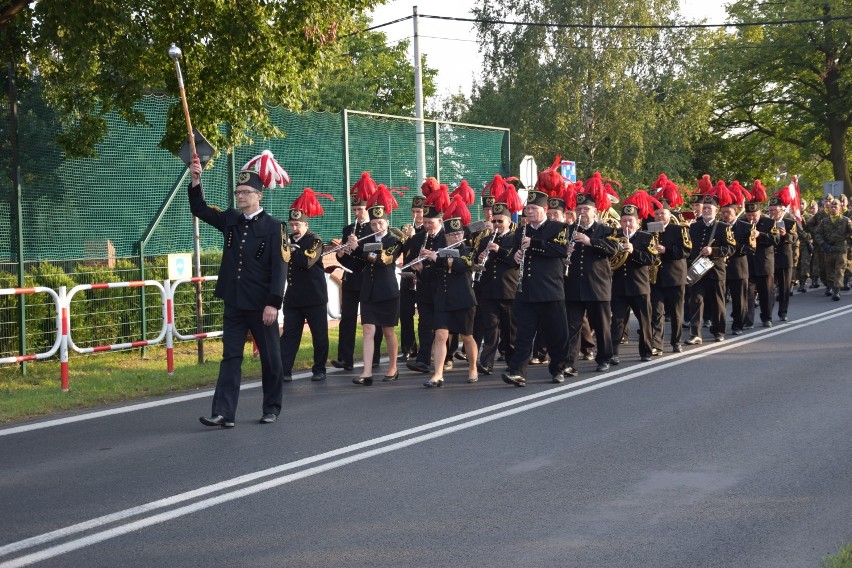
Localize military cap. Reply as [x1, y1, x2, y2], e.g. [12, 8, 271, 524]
[702, 194, 719, 206]
[482, 194, 496, 208]
[237, 170, 264, 192]
[575, 193, 595, 208]
[491, 202, 510, 217]
[288, 209, 306, 222]
[443, 217, 464, 234]
[526, 189, 548, 208]
[548, 197, 565, 212]
[411, 195, 426, 209]
[744, 201, 761, 213]
[768, 197, 783, 207]
[620, 204, 639, 217]
[422, 204, 443, 219]
[368, 205, 387, 220]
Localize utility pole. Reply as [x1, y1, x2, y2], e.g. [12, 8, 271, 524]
[412, 5, 428, 187]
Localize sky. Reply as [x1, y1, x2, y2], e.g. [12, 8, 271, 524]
[368, 1, 730, 98]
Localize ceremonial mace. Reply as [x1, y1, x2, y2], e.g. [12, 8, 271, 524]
[169, 43, 205, 364]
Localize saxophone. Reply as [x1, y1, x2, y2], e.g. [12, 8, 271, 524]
[649, 232, 662, 284]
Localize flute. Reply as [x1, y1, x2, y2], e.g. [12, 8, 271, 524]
[399, 240, 463, 270]
[321, 230, 380, 256]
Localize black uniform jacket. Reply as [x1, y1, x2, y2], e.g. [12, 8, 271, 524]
[509, 220, 569, 303]
[726, 219, 756, 280]
[351, 233, 404, 304]
[655, 222, 691, 288]
[747, 216, 780, 277]
[189, 183, 286, 310]
[611, 229, 655, 297]
[423, 245, 477, 311]
[285, 231, 327, 308]
[564, 221, 618, 302]
[398, 224, 426, 291]
[405, 229, 448, 305]
[337, 221, 372, 292]
[773, 217, 799, 270]
[474, 229, 519, 300]
[687, 219, 737, 281]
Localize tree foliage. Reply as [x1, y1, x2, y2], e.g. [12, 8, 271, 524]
[463, 0, 716, 191]
[709, 0, 852, 195]
[0, 0, 381, 158]
[306, 16, 438, 116]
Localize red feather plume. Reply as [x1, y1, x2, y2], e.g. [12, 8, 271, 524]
[444, 195, 472, 226]
[651, 173, 670, 190]
[697, 174, 714, 195]
[727, 180, 752, 205]
[291, 188, 334, 217]
[751, 179, 768, 203]
[711, 180, 734, 207]
[242, 150, 290, 189]
[424, 183, 451, 212]
[350, 172, 377, 203]
[451, 180, 476, 205]
[535, 155, 564, 196]
[584, 172, 622, 211]
[496, 184, 524, 213]
[623, 190, 662, 220]
[421, 177, 440, 197]
[655, 180, 684, 209]
[563, 182, 578, 210]
[366, 184, 402, 213]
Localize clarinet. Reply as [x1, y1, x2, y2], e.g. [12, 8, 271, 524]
[564, 223, 577, 276]
[517, 224, 528, 293]
[472, 230, 498, 284]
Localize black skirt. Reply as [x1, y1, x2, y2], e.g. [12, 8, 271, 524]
[360, 297, 400, 328]
[433, 306, 475, 335]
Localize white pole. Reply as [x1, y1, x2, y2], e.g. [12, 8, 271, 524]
[412, 5, 428, 188]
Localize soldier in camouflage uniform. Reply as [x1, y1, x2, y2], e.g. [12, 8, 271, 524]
[797, 200, 815, 293]
[842, 195, 852, 291]
[814, 200, 852, 301]
[807, 199, 831, 289]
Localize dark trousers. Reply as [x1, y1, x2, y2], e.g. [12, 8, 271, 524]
[280, 304, 328, 375]
[726, 278, 748, 331]
[746, 274, 774, 326]
[399, 284, 417, 355]
[650, 284, 684, 349]
[213, 304, 283, 421]
[567, 300, 613, 366]
[415, 301, 435, 366]
[337, 287, 381, 365]
[774, 267, 793, 317]
[474, 297, 516, 369]
[688, 278, 726, 338]
[509, 300, 568, 378]
[611, 295, 652, 358]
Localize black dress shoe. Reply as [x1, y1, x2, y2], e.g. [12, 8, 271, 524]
[311, 372, 326, 381]
[595, 362, 610, 372]
[453, 351, 468, 361]
[672, 344, 683, 353]
[423, 378, 444, 388]
[500, 371, 525, 387]
[731, 329, 743, 336]
[200, 415, 235, 428]
[331, 359, 354, 371]
[467, 376, 479, 383]
[406, 360, 430, 373]
[762, 320, 773, 328]
[563, 366, 578, 377]
[352, 376, 373, 386]
[382, 370, 399, 382]
[476, 363, 492, 375]
[259, 413, 277, 424]
[282, 375, 293, 382]
[640, 355, 652, 362]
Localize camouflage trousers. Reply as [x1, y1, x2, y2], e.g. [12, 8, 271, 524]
[824, 252, 847, 289]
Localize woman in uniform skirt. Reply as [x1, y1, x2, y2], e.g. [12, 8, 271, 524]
[422, 215, 479, 387]
[350, 201, 406, 385]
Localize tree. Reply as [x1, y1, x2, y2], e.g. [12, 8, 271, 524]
[710, 0, 852, 196]
[306, 16, 438, 116]
[0, 0, 381, 157]
[464, 0, 716, 190]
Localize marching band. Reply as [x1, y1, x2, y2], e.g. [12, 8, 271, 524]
[193, 151, 850, 426]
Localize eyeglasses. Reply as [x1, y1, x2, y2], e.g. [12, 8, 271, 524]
[493, 219, 505, 224]
[233, 190, 257, 197]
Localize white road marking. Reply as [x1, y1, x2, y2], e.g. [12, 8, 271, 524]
[1, 305, 850, 567]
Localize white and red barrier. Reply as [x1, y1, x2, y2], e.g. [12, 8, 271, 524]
[166, 276, 222, 375]
[0, 286, 63, 369]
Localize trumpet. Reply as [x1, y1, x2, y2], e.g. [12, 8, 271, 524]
[399, 240, 463, 270]
[321, 230, 380, 256]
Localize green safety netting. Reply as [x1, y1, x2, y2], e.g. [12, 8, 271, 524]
[1, 96, 509, 264]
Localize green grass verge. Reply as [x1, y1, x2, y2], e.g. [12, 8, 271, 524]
[0, 323, 406, 424]
[822, 543, 852, 568]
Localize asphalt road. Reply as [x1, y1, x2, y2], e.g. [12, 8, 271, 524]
[2, 290, 851, 567]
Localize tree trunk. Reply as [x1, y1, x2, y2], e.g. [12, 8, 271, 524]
[827, 120, 851, 197]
